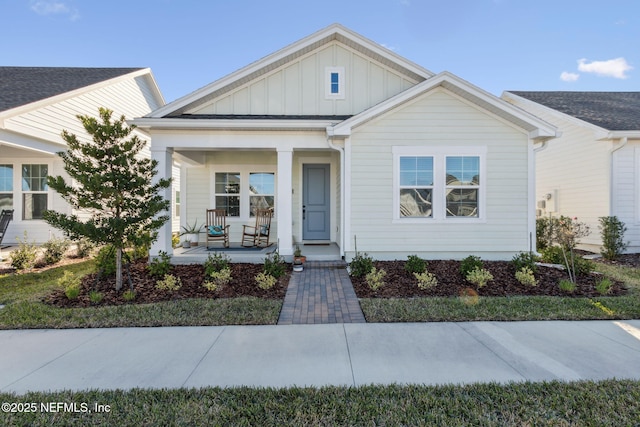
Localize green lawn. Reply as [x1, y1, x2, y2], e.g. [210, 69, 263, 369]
[1, 380, 638, 426]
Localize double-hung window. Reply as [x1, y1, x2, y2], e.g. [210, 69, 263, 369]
[0, 165, 13, 211]
[22, 164, 48, 220]
[213, 169, 275, 218]
[394, 147, 485, 221]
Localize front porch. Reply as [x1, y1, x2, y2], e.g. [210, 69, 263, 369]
[171, 242, 341, 264]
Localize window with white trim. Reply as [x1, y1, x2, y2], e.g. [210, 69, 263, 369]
[21, 164, 48, 220]
[213, 169, 275, 219]
[0, 164, 13, 211]
[393, 147, 485, 221]
[325, 67, 345, 99]
[175, 190, 181, 217]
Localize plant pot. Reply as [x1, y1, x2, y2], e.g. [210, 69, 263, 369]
[294, 256, 306, 264]
[185, 233, 199, 246]
[293, 263, 303, 272]
[182, 241, 191, 249]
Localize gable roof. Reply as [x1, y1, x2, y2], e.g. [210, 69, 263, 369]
[0, 67, 145, 113]
[330, 72, 557, 140]
[506, 91, 640, 131]
[147, 23, 434, 118]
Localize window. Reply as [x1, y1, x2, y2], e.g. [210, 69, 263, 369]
[399, 157, 433, 218]
[0, 164, 13, 211]
[249, 173, 275, 216]
[175, 190, 181, 217]
[393, 147, 485, 221]
[214, 172, 240, 217]
[325, 67, 345, 99]
[22, 164, 48, 220]
[446, 156, 479, 218]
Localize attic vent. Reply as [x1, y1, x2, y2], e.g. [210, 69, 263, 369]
[325, 67, 345, 99]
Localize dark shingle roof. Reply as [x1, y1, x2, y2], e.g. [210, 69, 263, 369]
[509, 91, 640, 131]
[0, 67, 143, 113]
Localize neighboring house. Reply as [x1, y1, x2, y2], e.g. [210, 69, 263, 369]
[134, 24, 557, 260]
[502, 91, 640, 252]
[0, 67, 179, 244]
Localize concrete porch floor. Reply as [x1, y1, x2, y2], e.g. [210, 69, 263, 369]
[171, 242, 341, 264]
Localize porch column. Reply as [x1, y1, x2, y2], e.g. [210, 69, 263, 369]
[150, 146, 174, 257]
[277, 148, 293, 256]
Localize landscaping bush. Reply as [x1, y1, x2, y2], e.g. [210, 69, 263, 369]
[349, 252, 374, 277]
[263, 251, 286, 279]
[58, 271, 81, 300]
[203, 267, 232, 291]
[558, 279, 576, 294]
[541, 245, 594, 276]
[10, 232, 38, 271]
[204, 252, 231, 276]
[89, 290, 104, 304]
[536, 216, 560, 251]
[515, 267, 537, 287]
[599, 216, 628, 261]
[460, 255, 483, 277]
[255, 272, 276, 290]
[42, 237, 70, 266]
[511, 252, 538, 273]
[596, 277, 613, 295]
[75, 238, 96, 258]
[95, 245, 117, 276]
[122, 290, 136, 301]
[148, 251, 172, 277]
[365, 267, 386, 291]
[405, 255, 426, 275]
[466, 267, 493, 288]
[156, 274, 182, 291]
[414, 271, 437, 290]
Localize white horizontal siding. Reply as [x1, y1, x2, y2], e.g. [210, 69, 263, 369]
[348, 88, 531, 260]
[191, 42, 419, 117]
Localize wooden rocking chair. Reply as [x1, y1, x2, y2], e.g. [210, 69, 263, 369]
[0, 209, 14, 248]
[241, 208, 273, 247]
[206, 209, 230, 248]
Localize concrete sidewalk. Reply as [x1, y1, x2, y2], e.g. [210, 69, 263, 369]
[1, 320, 640, 394]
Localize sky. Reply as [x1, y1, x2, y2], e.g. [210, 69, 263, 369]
[1, 0, 638, 104]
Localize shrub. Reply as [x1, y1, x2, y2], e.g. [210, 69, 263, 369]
[156, 274, 182, 291]
[42, 237, 70, 265]
[515, 267, 538, 287]
[559, 279, 576, 293]
[75, 238, 96, 258]
[10, 232, 38, 271]
[204, 252, 231, 276]
[263, 251, 286, 279]
[511, 252, 538, 273]
[405, 255, 427, 275]
[148, 251, 172, 277]
[536, 217, 560, 251]
[466, 267, 493, 288]
[414, 271, 437, 290]
[460, 255, 483, 277]
[204, 267, 232, 290]
[599, 216, 628, 261]
[122, 290, 136, 301]
[65, 284, 80, 300]
[596, 277, 613, 295]
[171, 233, 181, 248]
[366, 267, 386, 291]
[58, 271, 81, 300]
[255, 272, 276, 290]
[349, 252, 374, 278]
[89, 290, 104, 304]
[541, 244, 594, 278]
[95, 245, 117, 276]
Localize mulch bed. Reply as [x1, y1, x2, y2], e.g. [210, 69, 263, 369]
[46, 260, 290, 308]
[351, 260, 628, 299]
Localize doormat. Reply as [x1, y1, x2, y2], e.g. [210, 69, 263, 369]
[304, 243, 330, 246]
[207, 246, 265, 252]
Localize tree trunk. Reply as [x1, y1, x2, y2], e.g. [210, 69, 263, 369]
[115, 247, 123, 291]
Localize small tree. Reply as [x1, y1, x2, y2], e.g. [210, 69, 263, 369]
[599, 216, 628, 261]
[44, 108, 171, 290]
[552, 216, 590, 283]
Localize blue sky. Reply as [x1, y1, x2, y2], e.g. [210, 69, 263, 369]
[2, 0, 638, 103]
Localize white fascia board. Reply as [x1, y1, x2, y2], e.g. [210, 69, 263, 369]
[148, 23, 434, 118]
[0, 130, 63, 155]
[0, 68, 155, 121]
[332, 72, 557, 138]
[132, 117, 336, 131]
[607, 130, 640, 139]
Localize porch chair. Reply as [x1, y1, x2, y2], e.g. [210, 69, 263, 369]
[206, 209, 230, 249]
[241, 208, 273, 247]
[0, 209, 14, 247]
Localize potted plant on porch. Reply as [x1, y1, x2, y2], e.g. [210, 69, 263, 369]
[293, 245, 306, 264]
[181, 219, 202, 247]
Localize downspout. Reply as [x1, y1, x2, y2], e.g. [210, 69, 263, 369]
[609, 136, 628, 216]
[327, 127, 345, 258]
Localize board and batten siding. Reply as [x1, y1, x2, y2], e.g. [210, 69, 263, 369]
[190, 42, 418, 117]
[347, 88, 532, 260]
[611, 141, 640, 252]
[505, 99, 613, 249]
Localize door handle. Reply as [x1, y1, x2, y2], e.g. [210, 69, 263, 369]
[302, 205, 306, 220]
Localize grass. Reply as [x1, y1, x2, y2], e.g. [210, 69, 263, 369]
[1, 380, 639, 426]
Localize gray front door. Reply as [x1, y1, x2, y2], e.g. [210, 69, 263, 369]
[303, 164, 330, 240]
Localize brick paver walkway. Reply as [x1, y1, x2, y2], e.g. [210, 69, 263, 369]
[278, 261, 366, 325]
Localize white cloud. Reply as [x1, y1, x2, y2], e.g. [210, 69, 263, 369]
[30, 1, 79, 21]
[560, 71, 580, 82]
[577, 57, 633, 79]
